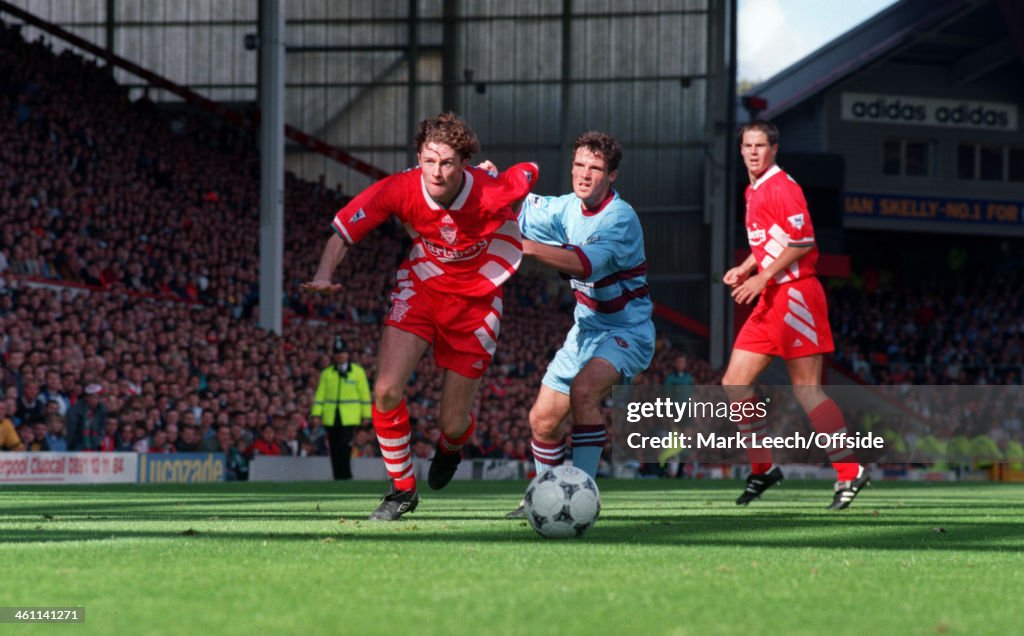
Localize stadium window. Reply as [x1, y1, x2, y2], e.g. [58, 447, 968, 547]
[882, 139, 931, 177]
[904, 141, 930, 176]
[979, 144, 1003, 181]
[1009, 148, 1024, 183]
[957, 144, 976, 180]
[882, 140, 902, 175]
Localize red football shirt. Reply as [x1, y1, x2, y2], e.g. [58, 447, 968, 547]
[744, 164, 818, 285]
[333, 163, 538, 297]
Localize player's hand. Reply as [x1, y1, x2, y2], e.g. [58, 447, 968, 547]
[731, 272, 767, 305]
[301, 279, 343, 294]
[477, 160, 498, 176]
[722, 266, 750, 288]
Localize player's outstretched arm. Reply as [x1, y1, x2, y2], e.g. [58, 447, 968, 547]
[477, 159, 538, 215]
[523, 239, 587, 278]
[302, 233, 349, 294]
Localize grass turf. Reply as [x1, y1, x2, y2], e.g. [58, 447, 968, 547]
[1, 480, 1021, 635]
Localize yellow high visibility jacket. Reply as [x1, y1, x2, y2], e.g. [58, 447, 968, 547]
[311, 363, 371, 427]
[1005, 439, 1024, 470]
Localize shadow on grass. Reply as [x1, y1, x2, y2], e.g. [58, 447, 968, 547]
[2, 512, 1022, 552]
[2, 481, 1022, 551]
[5, 490, 1023, 520]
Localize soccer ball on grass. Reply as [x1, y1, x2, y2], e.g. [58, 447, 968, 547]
[523, 465, 601, 538]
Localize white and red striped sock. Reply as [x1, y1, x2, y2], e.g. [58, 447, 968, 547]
[373, 401, 415, 491]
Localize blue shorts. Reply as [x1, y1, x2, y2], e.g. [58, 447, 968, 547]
[542, 322, 655, 395]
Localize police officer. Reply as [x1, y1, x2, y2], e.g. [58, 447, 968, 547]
[311, 336, 371, 479]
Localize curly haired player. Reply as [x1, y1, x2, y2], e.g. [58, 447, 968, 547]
[305, 112, 538, 520]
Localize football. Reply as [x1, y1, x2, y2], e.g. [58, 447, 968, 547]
[523, 465, 601, 538]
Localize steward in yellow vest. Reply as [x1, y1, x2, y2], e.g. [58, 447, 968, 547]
[312, 336, 371, 479]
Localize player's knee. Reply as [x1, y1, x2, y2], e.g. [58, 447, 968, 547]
[721, 368, 742, 386]
[373, 383, 403, 411]
[721, 373, 754, 403]
[528, 406, 560, 439]
[792, 385, 826, 411]
[437, 409, 469, 435]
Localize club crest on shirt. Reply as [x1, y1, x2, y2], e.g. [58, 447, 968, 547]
[349, 208, 366, 224]
[526, 194, 543, 208]
[787, 213, 805, 229]
[615, 337, 629, 349]
[440, 214, 458, 245]
[388, 299, 411, 323]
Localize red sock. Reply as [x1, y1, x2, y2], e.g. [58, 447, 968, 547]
[735, 396, 773, 475]
[373, 401, 415, 491]
[438, 414, 476, 456]
[807, 399, 860, 481]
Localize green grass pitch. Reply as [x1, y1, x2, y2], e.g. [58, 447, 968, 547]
[1, 480, 1021, 635]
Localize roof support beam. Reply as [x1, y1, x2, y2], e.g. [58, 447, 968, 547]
[949, 38, 1016, 86]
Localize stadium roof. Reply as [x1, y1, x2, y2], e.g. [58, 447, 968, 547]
[740, 0, 1024, 121]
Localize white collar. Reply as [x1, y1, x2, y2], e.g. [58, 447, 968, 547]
[751, 164, 782, 191]
[420, 169, 473, 210]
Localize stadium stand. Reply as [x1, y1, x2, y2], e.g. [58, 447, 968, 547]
[829, 267, 1024, 386]
[3, 23, 1018, 477]
[0, 22, 710, 468]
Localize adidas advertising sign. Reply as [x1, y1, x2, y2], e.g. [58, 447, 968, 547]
[840, 92, 1018, 131]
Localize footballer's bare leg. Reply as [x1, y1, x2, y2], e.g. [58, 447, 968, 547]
[784, 353, 826, 411]
[720, 348, 775, 401]
[374, 326, 430, 412]
[530, 384, 572, 443]
[437, 370, 483, 441]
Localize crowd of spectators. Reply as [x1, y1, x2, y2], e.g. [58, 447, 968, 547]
[828, 266, 1024, 386]
[0, 23, 710, 472]
[5, 22, 1016, 477]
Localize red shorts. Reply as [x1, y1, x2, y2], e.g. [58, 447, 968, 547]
[733, 277, 834, 360]
[384, 281, 503, 379]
